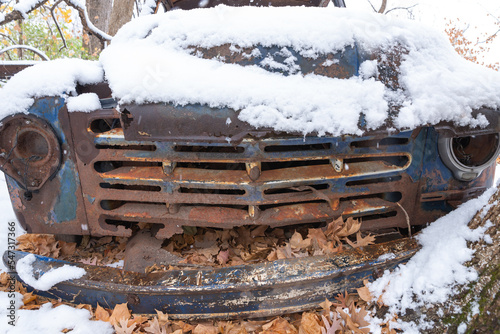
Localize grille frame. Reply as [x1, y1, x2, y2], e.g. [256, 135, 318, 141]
[68, 108, 427, 238]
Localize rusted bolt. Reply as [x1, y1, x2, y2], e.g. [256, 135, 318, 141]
[126, 294, 140, 305]
[330, 199, 340, 211]
[372, 268, 384, 280]
[246, 162, 261, 181]
[162, 161, 177, 175]
[331, 158, 343, 173]
[248, 205, 260, 220]
[167, 203, 180, 214]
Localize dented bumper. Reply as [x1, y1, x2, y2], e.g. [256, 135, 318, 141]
[4, 237, 419, 319]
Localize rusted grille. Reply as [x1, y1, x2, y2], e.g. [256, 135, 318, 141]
[72, 112, 418, 238]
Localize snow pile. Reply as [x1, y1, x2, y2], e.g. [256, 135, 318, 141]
[16, 254, 86, 291]
[67, 93, 101, 112]
[0, 296, 114, 334]
[99, 6, 500, 136]
[12, 0, 40, 18]
[368, 186, 497, 332]
[0, 59, 103, 120]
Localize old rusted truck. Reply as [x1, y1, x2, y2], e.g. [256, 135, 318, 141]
[1, 1, 499, 319]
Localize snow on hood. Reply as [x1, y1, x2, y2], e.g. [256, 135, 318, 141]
[2, 6, 500, 137]
[99, 6, 500, 136]
[0, 59, 103, 120]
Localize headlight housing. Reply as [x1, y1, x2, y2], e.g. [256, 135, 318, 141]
[438, 133, 500, 181]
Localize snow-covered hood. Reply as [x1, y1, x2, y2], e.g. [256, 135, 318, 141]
[2, 6, 500, 137]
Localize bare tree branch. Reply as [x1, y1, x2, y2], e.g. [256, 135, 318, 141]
[378, 0, 387, 13]
[1, 0, 111, 45]
[50, 0, 67, 51]
[0, 45, 50, 60]
[365, 0, 377, 13]
[0, 32, 15, 44]
[0, 0, 49, 26]
[384, 4, 418, 15]
[63, 0, 112, 44]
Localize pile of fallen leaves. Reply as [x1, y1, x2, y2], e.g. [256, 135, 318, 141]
[1, 270, 394, 333]
[9, 218, 393, 333]
[15, 217, 375, 270]
[16, 233, 127, 267]
[163, 217, 375, 268]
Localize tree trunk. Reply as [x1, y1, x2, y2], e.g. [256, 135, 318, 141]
[85, 0, 112, 56]
[397, 187, 500, 333]
[108, 0, 135, 37]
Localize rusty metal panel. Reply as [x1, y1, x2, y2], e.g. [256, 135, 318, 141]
[0, 62, 35, 80]
[67, 106, 444, 239]
[0, 98, 89, 235]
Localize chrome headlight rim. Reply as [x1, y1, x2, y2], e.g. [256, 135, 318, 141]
[438, 132, 500, 181]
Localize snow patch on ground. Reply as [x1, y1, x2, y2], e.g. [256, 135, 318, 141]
[67, 92, 101, 112]
[0, 59, 103, 119]
[0, 296, 114, 334]
[16, 254, 86, 291]
[106, 260, 124, 268]
[368, 186, 497, 332]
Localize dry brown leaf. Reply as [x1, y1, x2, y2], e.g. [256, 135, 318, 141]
[22, 292, 37, 305]
[333, 291, 356, 309]
[337, 306, 369, 334]
[59, 241, 77, 257]
[155, 309, 170, 327]
[325, 218, 343, 239]
[217, 249, 230, 265]
[307, 229, 328, 249]
[129, 314, 149, 327]
[80, 257, 98, 265]
[261, 317, 298, 334]
[241, 320, 267, 333]
[172, 320, 195, 333]
[267, 249, 278, 261]
[114, 318, 136, 334]
[319, 299, 333, 311]
[337, 218, 361, 238]
[357, 280, 373, 303]
[345, 232, 376, 249]
[320, 314, 342, 334]
[109, 303, 131, 326]
[145, 317, 168, 334]
[0, 272, 10, 286]
[95, 303, 110, 322]
[251, 225, 269, 238]
[96, 236, 113, 246]
[17, 234, 60, 258]
[76, 304, 92, 312]
[193, 323, 218, 334]
[290, 232, 311, 250]
[298, 312, 322, 334]
[349, 305, 370, 330]
[235, 226, 253, 248]
[222, 321, 248, 334]
[198, 245, 221, 259]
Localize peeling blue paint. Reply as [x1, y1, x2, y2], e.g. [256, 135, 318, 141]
[51, 159, 78, 223]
